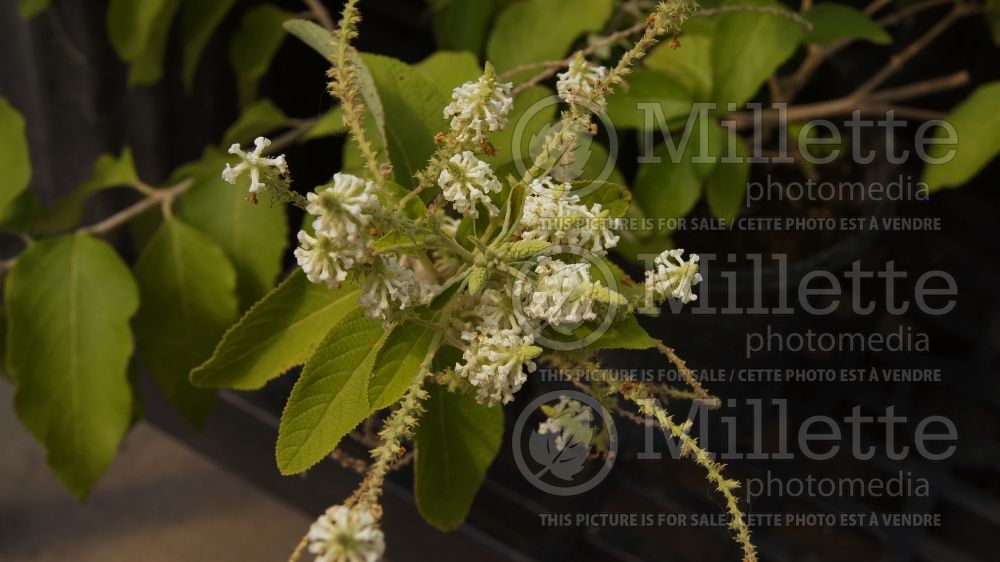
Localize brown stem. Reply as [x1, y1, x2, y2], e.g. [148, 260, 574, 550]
[302, 0, 335, 30]
[853, 3, 970, 98]
[81, 179, 193, 236]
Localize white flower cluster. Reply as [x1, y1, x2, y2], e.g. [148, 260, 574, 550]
[443, 63, 513, 145]
[307, 504, 384, 562]
[437, 151, 501, 218]
[294, 173, 380, 288]
[222, 136, 288, 193]
[645, 249, 702, 304]
[556, 52, 609, 108]
[518, 257, 598, 327]
[359, 256, 427, 327]
[538, 395, 595, 451]
[518, 177, 619, 255]
[457, 328, 540, 406]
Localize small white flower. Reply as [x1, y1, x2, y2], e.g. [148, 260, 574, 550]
[294, 230, 366, 288]
[519, 257, 598, 326]
[222, 136, 288, 193]
[437, 151, 502, 218]
[359, 256, 428, 327]
[518, 178, 619, 255]
[308, 173, 380, 240]
[556, 52, 609, 107]
[477, 288, 522, 332]
[538, 396, 595, 451]
[456, 329, 540, 406]
[443, 62, 513, 144]
[307, 505, 385, 562]
[644, 249, 702, 304]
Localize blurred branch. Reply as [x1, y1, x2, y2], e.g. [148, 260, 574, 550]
[81, 179, 193, 236]
[303, 0, 335, 31]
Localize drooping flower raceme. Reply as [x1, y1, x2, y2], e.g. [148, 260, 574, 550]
[437, 151, 502, 218]
[518, 257, 600, 326]
[359, 256, 428, 327]
[222, 136, 288, 193]
[307, 173, 380, 240]
[538, 395, 595, 451]
[518, 178, 619, 255]
[556, 52, 609, 108]
[307, 505, 385, 562]
[443, 62, 513, 145]
[645, 249, 702, 304]
[456, 328, 542, 406]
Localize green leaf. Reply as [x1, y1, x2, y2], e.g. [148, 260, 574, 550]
[646, 28, 715, 100]
[924, 82, 1000, 191]
[180, 0, 239, 89]
[222, 98, 290, 146]
[0, 98, 31, 219]
[282, 18, 337, 58]
[711, 5, 805, 106]
[368, 322, 440, 409]
[705, 131, 749, 223]
[125, 0, 182, 86]
[107, 0, 171, 60]
[276, 309, 386, 475]
[29, 148, 140, 236]
[18, 0, 49, 20]
[82, 148, 140, 192]
[230, 4, 293, 105]
[178, 148, 288, 309]
[284, 20, 389, 154]
[989, 0, 1000, 45]
[589, 315, 657, 351]
[361, 53, 450, 186]
[487, 0, 614, 80]
[606, 70, 692, 129]
[486, 85, 557, 170]
[571, 180, 631, 218]
[432, 0, 497, 55]
[415, 51, 483, 98]
[415, 384, 503, 531]
[804, 4, 891, 46]
[191, 270, 360, 390]
[302, 107, 347, 141]
[633, 145, 702, 227]
[133, 219, 238, 427]
[6, 234, 139, 499]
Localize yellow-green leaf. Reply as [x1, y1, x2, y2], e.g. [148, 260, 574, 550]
[276, 309, 386, 475]
[191, 270, 360, 390]
[230, 4, 293, 105]
[177, 148, 288, 309]
[415, 384, 503, 530]
[133, 219, 238, 427]
[6, 234, 139, 499]
[368, 322, 440, 409]
[923, 82, 1000, 191]
[180, 0, 239, 88]
[0, 99, 31, 219]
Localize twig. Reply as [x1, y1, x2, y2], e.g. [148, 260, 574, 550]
[266, 117, 321, 154]
[80, 179, 193, 236]
[852, 3, 972, 98]
[729, 71, 970, 128]
[876, 0, 954, 26]
[506, 21, 647, 94]
[303, 0, 335, 31]
[864, 0, 895, 15]
[866, 70, 969, 103]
